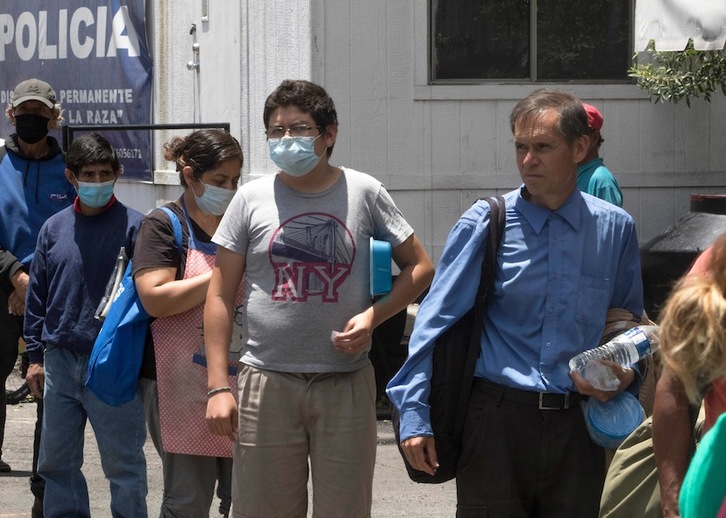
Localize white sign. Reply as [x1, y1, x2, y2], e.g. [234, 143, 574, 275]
[635, 0, 726, 51]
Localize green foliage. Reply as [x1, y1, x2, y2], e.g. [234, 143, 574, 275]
[629, 39, 726, 106]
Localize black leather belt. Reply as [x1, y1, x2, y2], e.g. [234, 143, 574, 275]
[473, 378, 583, 410]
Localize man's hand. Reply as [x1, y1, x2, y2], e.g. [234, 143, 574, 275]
[401, 436, 439, 476]
[26, 363, 44, 399]
[570, 360, 635, 402]
[206, 391, 239, 442]
[8, 271, 29, 315]
[7, 290, 24, 315]
[10, 270, 29, 301]
[331, 311, 374, 355]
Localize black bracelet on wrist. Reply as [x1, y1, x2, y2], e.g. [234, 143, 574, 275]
[207, 386, 232, 398]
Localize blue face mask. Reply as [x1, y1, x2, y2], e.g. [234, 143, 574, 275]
[75, 180, 115, 208]
[268, 135, 324, 177]
[192, 181, 236, 216]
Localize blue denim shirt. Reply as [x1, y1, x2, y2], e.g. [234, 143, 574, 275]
[387, 186, 644, 441]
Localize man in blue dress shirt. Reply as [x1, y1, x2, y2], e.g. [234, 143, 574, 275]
[387, 89, 644, 518]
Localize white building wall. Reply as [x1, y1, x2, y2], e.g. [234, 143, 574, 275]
[313, 0, 726, 263]
[118, 0, 726, 264]
[116, 0, 312, 212]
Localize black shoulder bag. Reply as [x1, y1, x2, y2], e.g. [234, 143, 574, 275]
[392, 195, 506, 484]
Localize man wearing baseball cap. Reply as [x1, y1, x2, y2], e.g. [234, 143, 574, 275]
[577, 102, 623, 207]
[0, 77, 75, 517]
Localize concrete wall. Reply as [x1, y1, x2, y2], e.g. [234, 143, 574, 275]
[312, 0, 726, 263]
[116, 0, 312, 212]
[116, 0, 726, 264]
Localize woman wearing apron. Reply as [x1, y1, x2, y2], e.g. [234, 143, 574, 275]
[133, 129, 243, 517]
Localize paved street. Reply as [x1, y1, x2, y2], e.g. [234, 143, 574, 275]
[1, 399, 456, 517]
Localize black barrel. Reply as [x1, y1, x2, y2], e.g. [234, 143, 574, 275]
[640, 194, 726, 321]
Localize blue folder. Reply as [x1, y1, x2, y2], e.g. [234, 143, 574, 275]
[370, 238, 392, 297]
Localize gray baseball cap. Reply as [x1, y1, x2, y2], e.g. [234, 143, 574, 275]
[12, 78, 56, 109]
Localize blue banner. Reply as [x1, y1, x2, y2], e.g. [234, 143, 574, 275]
[0, 1, 153, 180]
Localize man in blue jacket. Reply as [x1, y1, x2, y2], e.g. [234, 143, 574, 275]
[24, 133, 147, 518]
[0, 78, 75, 517]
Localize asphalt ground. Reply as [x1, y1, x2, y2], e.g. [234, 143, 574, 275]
[1, 399, 456, 517]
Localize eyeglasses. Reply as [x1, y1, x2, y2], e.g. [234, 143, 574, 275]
[265, 124, 323, 140]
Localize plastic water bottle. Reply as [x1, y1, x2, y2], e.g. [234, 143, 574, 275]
[569, 325, 659, 390]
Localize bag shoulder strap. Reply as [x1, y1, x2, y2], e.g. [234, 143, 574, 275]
[157, 206, 184, 256]
[454, 195, 506, 435]
[473, 195, 506, 317]
[460, 196, 506, 375]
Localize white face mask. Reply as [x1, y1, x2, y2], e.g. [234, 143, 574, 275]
[192, 181, 236, 215]
[268, 135, 324, 177]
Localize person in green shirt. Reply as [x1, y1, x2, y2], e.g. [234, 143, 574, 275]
[576, 102, 623, 207]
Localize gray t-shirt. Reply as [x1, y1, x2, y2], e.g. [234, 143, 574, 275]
[213, 167, 413, 373]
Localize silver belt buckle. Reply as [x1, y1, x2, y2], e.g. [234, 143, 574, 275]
[538, 392, 568, 410]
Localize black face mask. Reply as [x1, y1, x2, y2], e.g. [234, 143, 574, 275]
[15, 113, 50, 144]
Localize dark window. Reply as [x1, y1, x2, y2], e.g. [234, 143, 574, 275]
[432, 0, 632, 82]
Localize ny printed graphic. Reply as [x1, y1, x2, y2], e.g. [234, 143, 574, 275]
[270, 213, 355, 302]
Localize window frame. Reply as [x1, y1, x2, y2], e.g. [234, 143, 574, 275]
[428, 0, 636, 85]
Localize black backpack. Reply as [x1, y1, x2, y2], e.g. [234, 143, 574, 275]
[392, 195, 505, 483]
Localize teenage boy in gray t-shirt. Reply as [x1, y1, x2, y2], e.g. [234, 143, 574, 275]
[204, 79, 434, 517]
